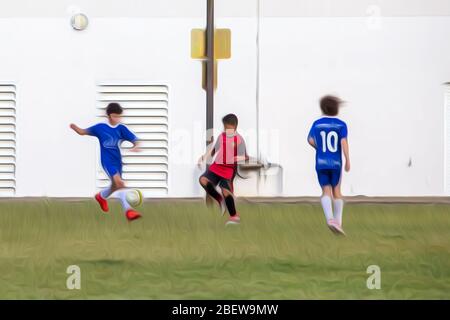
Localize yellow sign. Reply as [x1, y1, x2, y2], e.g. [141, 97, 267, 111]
[215, 29, 231, 59]
[191, 28, 231, 60]
[191, 29, 205, 59]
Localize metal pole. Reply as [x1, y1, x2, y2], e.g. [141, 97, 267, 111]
[205, 0, 215, 206]
[206, 0, 215, 147]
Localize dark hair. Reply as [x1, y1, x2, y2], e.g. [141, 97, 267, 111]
[222, 113, 238, 128]
[320, 95, 342, 116]
[106, 102, 123, 116]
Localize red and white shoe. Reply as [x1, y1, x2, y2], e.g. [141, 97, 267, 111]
[327, 219, 346, 236]
[126, 209, 142, 222]
[95, 193, 109, 212]
[225, 213, 241, 226]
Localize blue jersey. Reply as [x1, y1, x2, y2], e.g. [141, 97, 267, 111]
[308, 117, 348, 170]
[87, 123, 137, 168]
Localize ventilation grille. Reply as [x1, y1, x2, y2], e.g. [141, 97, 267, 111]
[0, 84, 16, 196]
[96, 84, 169, 197]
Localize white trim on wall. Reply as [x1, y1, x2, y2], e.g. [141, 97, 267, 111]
[445, 84, 450, 195]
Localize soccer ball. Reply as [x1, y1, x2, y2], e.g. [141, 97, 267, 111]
[126, 189, 143, 208]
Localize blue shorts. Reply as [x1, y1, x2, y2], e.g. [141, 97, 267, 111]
[102, 163, 122, 179]
[317, 169, 341, 187]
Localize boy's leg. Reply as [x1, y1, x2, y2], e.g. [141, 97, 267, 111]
[95, 184, 119, 213]
[102, 165, 122, 196]
[221, 187, 237, 217]
[320, 185, 334, 222]
[112, 174, 142, 221]
[95, 165, 121, 212]
[329, 170, 345, 235]
[332, 181, 344, 227]
[100, 186, 114, 199]
[199, 172, 223, 204]
[112, 174, 130, 211]
[220, 180, 240, 225]
[317, 169, 334, 222]
[318, 170, 345, 235]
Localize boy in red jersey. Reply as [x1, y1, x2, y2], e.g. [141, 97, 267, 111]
[198, 114, 248, 225]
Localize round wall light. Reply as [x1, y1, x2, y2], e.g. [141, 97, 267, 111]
[71, 13, 89, 31]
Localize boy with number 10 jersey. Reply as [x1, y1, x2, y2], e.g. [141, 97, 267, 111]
[308, 95, 350, 235]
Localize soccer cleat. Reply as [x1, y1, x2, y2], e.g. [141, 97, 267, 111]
[327, 219, 346, 236]
[95, 193, 109, 212]
[126, 209, 142, 221]
[335, 226, 346, 236]
[225, 213, 241, 226]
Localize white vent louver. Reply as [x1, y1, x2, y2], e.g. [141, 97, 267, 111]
[96, 84, 169, 197]
[0, 84, 16, 196]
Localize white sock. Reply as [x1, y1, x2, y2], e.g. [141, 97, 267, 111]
[116, 190, 132, 213]
[333, 199, 344, 226]
[100, 187, 113, 199]
[320, 196, 334, 222]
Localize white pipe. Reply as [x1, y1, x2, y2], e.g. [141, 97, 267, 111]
[256, 0, 261, 195]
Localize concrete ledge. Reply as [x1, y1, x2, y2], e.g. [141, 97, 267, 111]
[0, 196, 450, 204]
[240, 196, 450, 204]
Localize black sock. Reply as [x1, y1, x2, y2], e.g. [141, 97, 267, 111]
[202, 182, 222, 202]
[224, 195, 237, 216]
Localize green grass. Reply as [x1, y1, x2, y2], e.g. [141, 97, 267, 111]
[0, 199, 449, 299]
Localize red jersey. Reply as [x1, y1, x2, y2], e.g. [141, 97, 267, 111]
[209, 132, 247, 180]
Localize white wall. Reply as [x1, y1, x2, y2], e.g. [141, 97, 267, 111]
[261, 0, 450, 17]
[0, 17, 207, 197]
[0, 1, 258, 197]
[0, 0, 449, 197]
[259, 16, 450, 196]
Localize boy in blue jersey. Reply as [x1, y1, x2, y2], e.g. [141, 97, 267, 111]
[308, 95, 350, 235]
[70, 102, 142, 221]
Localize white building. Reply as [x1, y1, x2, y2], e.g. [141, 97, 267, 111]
[0, 0, 449, 197]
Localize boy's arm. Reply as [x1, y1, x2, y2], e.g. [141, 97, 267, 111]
[70, 123, 89, 136]
[198, 138, 219, 167]
[234, 155, 248, 163]
[341, 138, 350, 172]
[307, 124, 316, 149]
[121, 125, 141, 152]
[125, 131, 140, 152]
[235, 139, 249, 163]
[129, 140, 141, 152]
[308, 137, 316, 149]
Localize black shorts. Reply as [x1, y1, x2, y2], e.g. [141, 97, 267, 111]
[201, 170, 233, 191]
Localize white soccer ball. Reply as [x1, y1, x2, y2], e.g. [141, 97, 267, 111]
[126, 189, 143, 208]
